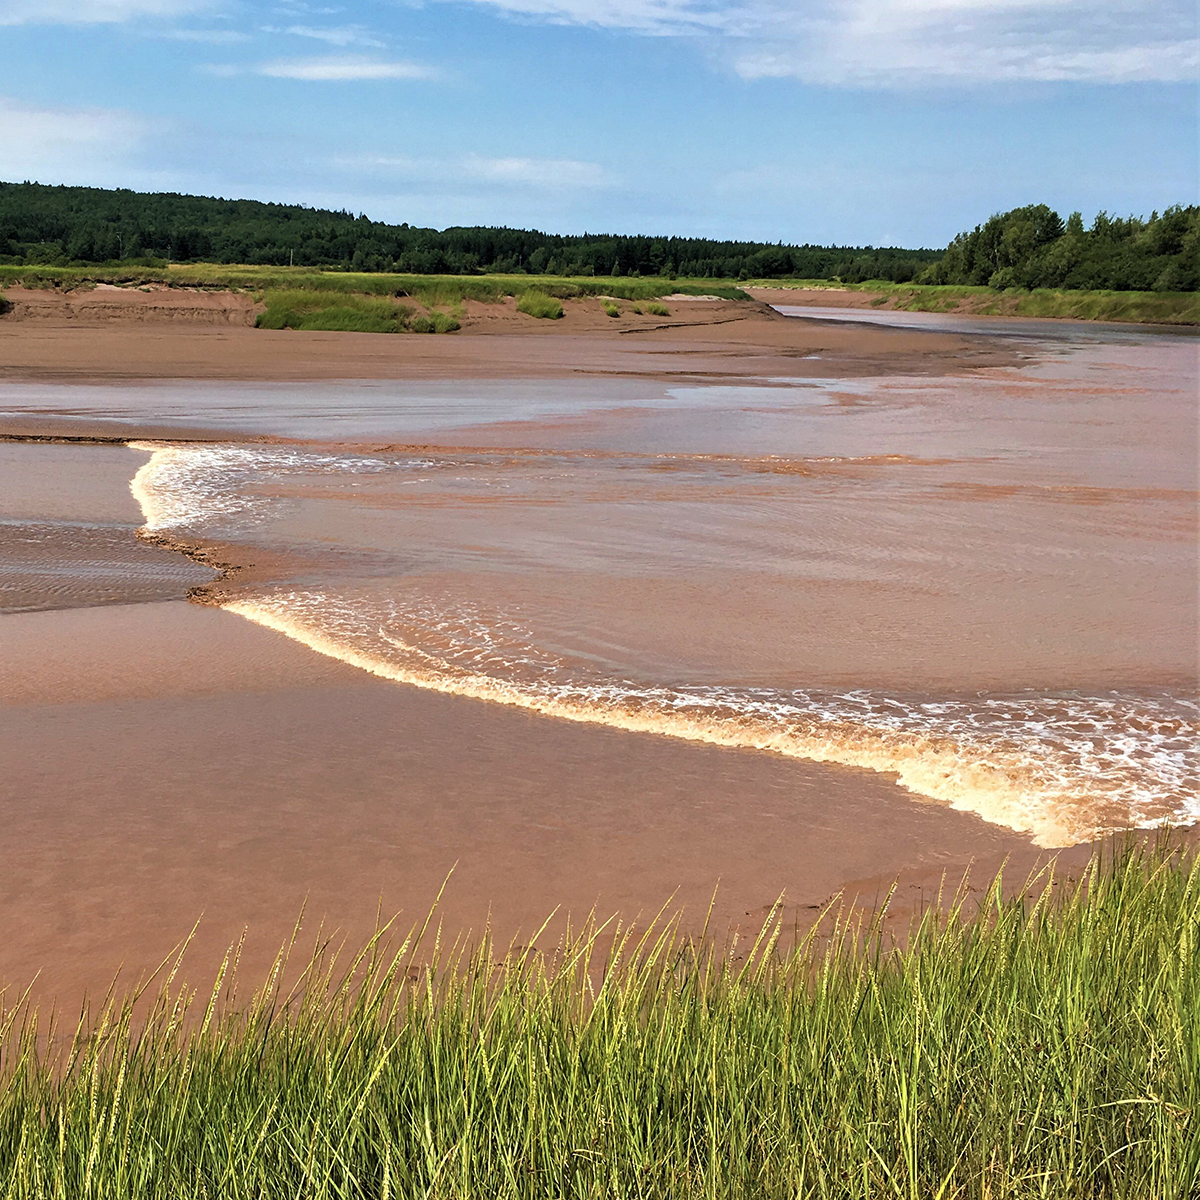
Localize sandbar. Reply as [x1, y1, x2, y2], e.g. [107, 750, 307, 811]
[0, 289, 1019, 388]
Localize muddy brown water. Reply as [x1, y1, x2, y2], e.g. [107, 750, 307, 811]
[1, 312, 1195, 1008]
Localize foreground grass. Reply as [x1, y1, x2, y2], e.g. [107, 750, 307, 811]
[753, 279, 1200, 325]
[0, 841, 1195, 1198]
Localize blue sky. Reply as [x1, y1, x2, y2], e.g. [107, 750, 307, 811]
[2, 0, 1196, 246]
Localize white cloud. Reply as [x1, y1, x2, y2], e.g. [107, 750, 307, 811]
[728, 0, 1200, 86]
[256, 23, 388, 48]
[464, 155, 612, 187]
[432, 0, 723, 34]
[447, 0, 1200, 85]
[0, 0, 211, 24]
[271, 24, 388, 48]
[341, 153, 616, 189]
[256, 55, 439, 79]
[0, 96, 151, 180]
[160, 28, 250, 43]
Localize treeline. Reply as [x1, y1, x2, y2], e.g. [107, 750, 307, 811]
[0, 182, 936, 281]
[920, 204, 1198, 292]
[1, 184, 1194, 291]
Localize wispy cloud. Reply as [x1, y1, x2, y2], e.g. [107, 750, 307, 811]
[727, 0, 1200, 86]
[0, 96, 151, 179]
[11, 0, 1192, 86]
[342, 153, 616, 189]
[160, 27, 251, 43]
[446, 0, 1199, 85]
[256, 55, 439, 79]
[0, 0, 212, 24]
[446, 0, 724, 34]
[264, 24, 388, 48]
[464, 155, 612, 187]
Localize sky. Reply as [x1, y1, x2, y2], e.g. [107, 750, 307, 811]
[1, 0, 1196, 247]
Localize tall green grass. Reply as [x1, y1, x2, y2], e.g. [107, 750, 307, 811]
[1, 264, 1195, 323]
[0, 263, 748, 305]
[0, 841, 1195, 1197]
[255, 290, 459, 334]
[515, 290, 564, 319]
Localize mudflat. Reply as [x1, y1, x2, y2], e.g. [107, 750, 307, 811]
[1, 302, 1195, 1012]
[2, 592, 1050, 1009]
[0, 440, 1047, 1008]
[0, 289, 1017, 387]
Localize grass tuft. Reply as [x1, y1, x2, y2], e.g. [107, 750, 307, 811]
[0, 840, 1195, 1197]
[603, 301, 620, 318]
[255, 290, 459, 334]
[410, 311, 461, 334]
[516, 290, 564, 319]
[643, 301, 670, 317]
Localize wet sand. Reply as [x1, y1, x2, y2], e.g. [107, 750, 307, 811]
[0, 441, 1061, 1009]
[1, 597, 1047, 1009]
[1, 309, 1194, 1010]
[0, 292, 1018, 388]
[0, 442, 216, 612]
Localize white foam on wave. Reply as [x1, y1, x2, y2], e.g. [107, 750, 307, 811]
[129, 442, 435, 534]
[129, 442, 1200, 848]
[221, 588, 1198, 849]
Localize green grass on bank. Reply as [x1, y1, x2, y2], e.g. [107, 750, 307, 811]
[752, 278, 1200, 325]
[0, 263, 748, 304]
[0, 264, 747, 335]
[0, 841, 1195, 1198]
[1, 262, 1195, 324]
[515, 290, 563, 319]
[256, 290, 461, 334]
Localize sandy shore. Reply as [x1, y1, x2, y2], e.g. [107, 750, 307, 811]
[0, 288, 1019, 388]
[0, 440, 1062, 1010]
[745, 286, 899, 309]
[2, 595, 1059, 1010]
[2, 302, 1189, 1010]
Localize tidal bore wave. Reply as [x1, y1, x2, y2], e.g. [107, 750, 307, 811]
[129, 441, 1200, 849]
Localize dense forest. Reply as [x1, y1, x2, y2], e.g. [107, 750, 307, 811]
[919, 204, 1198, 292]
[0, 184, 1194, 290]
[0, 182, 937, 281]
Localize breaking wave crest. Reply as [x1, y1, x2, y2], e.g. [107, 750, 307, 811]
[129, 442, 423, 532]
[130, 441, 1200, 850]
[223, 588, 1197, 849]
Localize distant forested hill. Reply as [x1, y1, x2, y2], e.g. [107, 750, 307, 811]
[0, 182, 937, 281]
[0, 185, 1193, 290]
[920, 204, 1199, 292]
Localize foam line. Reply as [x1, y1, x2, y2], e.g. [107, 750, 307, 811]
[223, 596, 1093, 847]
[129, 441, 1197, 851]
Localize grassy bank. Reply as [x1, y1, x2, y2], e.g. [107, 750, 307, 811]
[256, 290, 461, 334]
[757, 279, 1200, 325]
[515, 290, 564, 319]
[1, 262, 1195, 326]
[0, 841, 1195, 1198]
[0, 265, 748, 335]
[0, 263, 747, 304]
